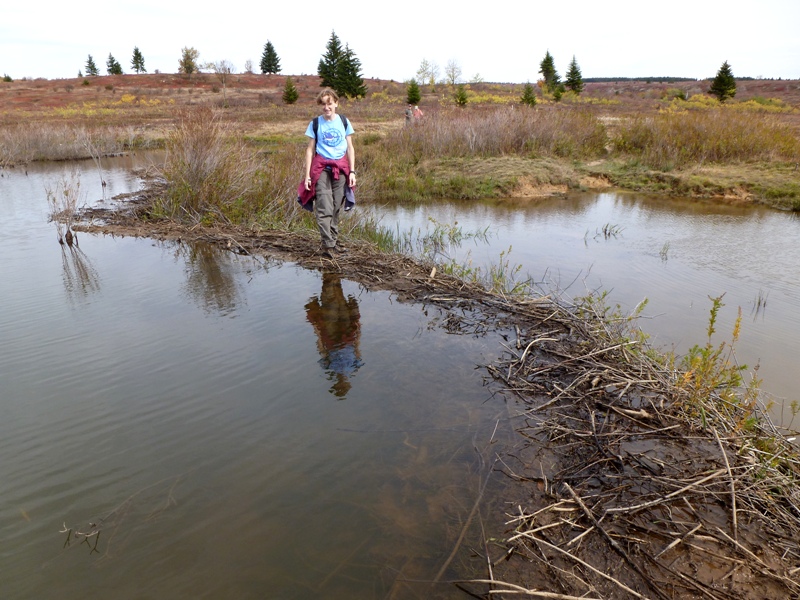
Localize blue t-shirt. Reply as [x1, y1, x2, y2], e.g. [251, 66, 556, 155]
[305, 115, 354, 160]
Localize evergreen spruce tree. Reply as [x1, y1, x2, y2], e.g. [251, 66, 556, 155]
[565, 55, 584, 94]
[131, 47, 146, 73]
[336, 44, 367, 98]
[318, 31, 344, 89]
[709, 60, 736, 102]
[106, 53, 123, 75]
[85, 55, 99, 77]
[539, 50, 560, 93]
[406, 79, 421, 105]
[260, 41, 281, 74]
[520, 82, 537, 107]
[454, 84, 468, 107]
[317, 32, 366, 97]
[282, 76, 299, 104]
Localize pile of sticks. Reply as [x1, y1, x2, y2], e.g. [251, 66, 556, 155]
[471, 294, 800, 599]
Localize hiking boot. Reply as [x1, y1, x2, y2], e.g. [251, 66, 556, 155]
[319, 246, 334, 258]
[332, 244, 349, 254]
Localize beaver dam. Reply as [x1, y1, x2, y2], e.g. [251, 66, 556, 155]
[76, 192, 800, 600]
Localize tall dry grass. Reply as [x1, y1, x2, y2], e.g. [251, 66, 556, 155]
[46, 171, 83, 245]
[154, 105, 425, 248]
[0, 123, 131, 166]
[613, 109, 800, 169]
[157, 106, 338, 231]
[380, 106, 608, 159]
[159, 106, 256, 219]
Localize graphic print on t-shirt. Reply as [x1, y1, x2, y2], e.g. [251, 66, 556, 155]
[322, 126, 343, 148]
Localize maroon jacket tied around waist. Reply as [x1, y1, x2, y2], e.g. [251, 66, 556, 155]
[297, 154, 355, 211]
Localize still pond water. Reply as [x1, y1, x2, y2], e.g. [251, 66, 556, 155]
[2, 156, 799, 598]
[373, 193, 800, 428]
[1, 157, 512, 599]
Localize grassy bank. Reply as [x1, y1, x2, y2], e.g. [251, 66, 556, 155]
[4, 75, 799, 208]
[80, 105, 800, 210]
[357, 105, 800, 209]
[141, 103, 800, 236]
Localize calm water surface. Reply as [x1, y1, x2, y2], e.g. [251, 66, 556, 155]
[375, 195, 800, 428]
[1, 159, 511, 599]
[4, 157, 799, 598]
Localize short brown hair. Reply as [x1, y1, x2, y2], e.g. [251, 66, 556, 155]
[317, 88, 339, 104]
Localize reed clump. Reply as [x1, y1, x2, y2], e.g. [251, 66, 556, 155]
[613, 109, 800, 169]
[379, 106, 608, 159]
[158, 106, 255, 221]
[152, 105, 390, 241]
[0, 123, 142, 166]
[46, 171, 82, 245]
[156, 106, 306, 226]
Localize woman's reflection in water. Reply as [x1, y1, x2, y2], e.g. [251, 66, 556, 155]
[305, 273, 364, 398]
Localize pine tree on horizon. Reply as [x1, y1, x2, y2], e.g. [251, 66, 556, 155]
[282, 76, 299, 104]
[131, 47, 146, 74]
[106, 53, 123, 75]
[709, 60, 736, 102]
[539, 50, 560, 93]
[337, 44, 367, 98]
[317, 32, 366, 98]
[260, 41, 281, 74]
[565, 55, 584, 94]
[318, 31, 344, 90]
[85, 55, 99, 76]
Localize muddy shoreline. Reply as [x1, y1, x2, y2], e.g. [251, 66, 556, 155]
[75, 193, 800, 599]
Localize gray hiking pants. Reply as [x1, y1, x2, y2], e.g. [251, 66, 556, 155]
[315, 169, 346, 249]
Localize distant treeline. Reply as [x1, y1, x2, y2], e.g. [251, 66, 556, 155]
[584, 76, 778, 83]
[584, 77, 698, 83]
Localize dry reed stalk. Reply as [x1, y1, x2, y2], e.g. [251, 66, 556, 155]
[46, 171, 82, 245]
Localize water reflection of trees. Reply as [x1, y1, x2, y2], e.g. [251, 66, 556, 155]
[305, 273, 364, 398]
[176, 242, 242, 315]
[61, 242, 101, 303]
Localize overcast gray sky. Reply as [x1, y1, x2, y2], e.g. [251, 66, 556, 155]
[3, 0, 798, 82]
